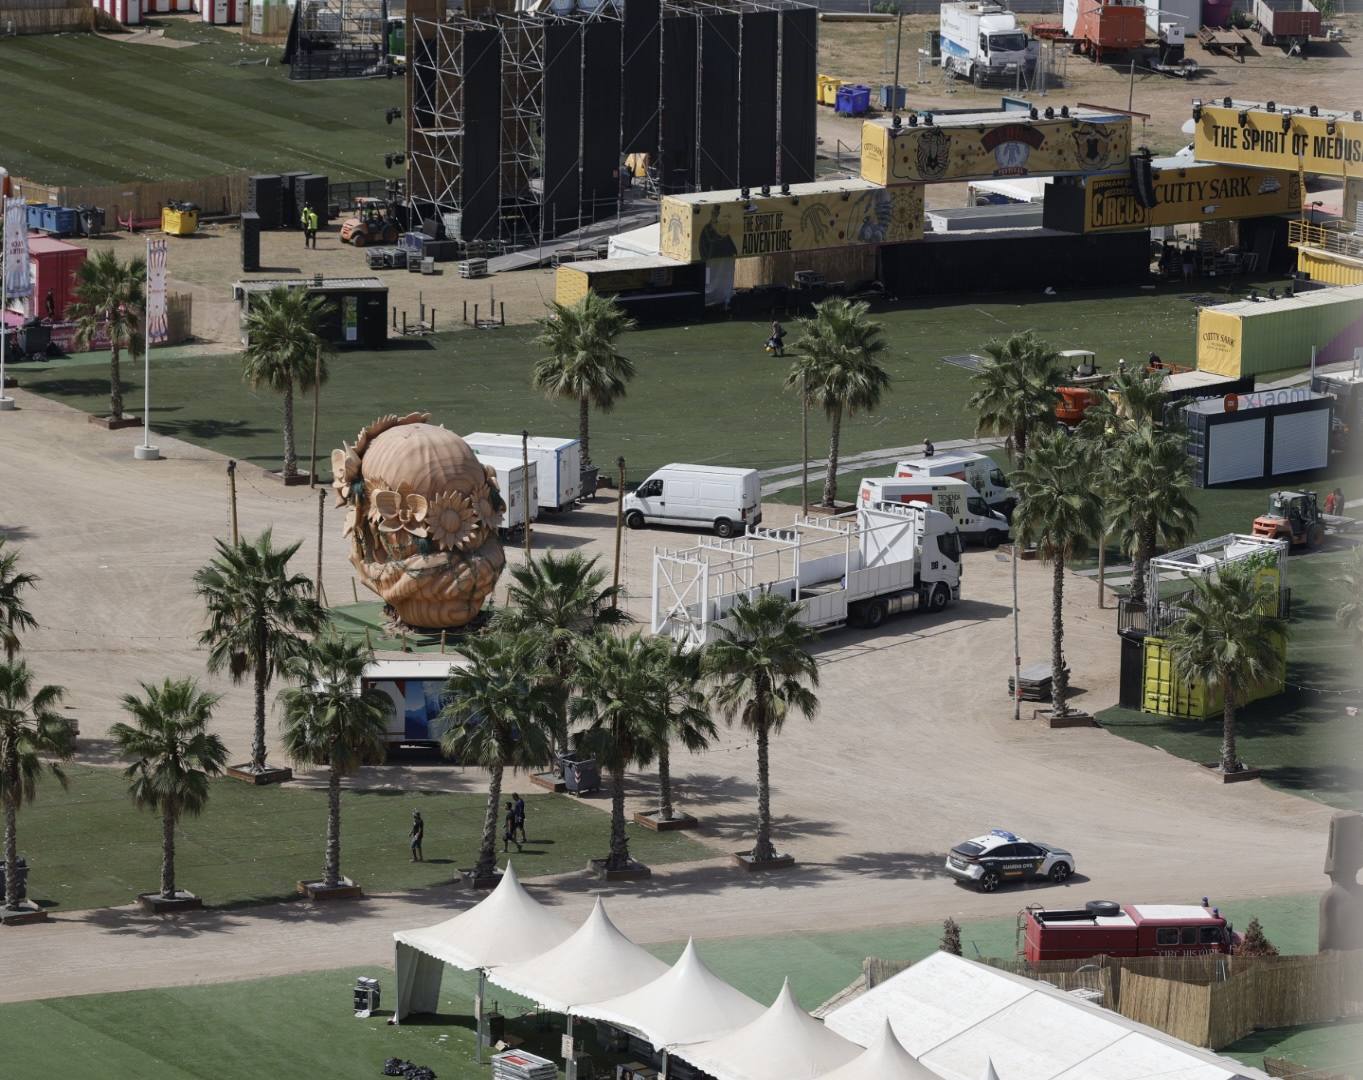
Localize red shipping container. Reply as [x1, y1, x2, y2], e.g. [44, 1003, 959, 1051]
[27, 236, 88, 322]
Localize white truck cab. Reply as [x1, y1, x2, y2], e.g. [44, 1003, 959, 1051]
[940, 2, 1038, 84]
[624, 464, 762, 538]
[894, 452, 1016, 516]
[859, 476, 1011, 547]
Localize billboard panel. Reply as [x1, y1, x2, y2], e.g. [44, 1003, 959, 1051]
[1193, 105, 1363, 179]
[363, 676, 457, 742]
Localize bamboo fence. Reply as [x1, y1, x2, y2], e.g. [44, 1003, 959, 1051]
[0, 0, 92, 34]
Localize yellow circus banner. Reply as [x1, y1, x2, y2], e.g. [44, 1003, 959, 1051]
[1193, 104, 1363, 179]
[659, 180, 924, 263]
[859, 112, 1131, 185]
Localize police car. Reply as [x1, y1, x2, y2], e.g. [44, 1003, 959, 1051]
[945, 829, 1075, 892]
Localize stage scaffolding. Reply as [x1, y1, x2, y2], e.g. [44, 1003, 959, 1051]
[287, 0, 390, 80]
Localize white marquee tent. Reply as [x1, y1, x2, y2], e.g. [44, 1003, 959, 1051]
[392, 862, 573, 1022]
[571, 938, 766, 1050]
[818, 1020, 940, 1080]
[669, 978, 862, 1080]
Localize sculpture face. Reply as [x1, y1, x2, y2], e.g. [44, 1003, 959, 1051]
[333, 413, 506, 629]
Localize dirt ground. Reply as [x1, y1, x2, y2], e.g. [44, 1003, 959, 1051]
[817, 14, 1363, 155]
[0, 388, 1334, 1002]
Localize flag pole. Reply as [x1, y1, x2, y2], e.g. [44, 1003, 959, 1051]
[135, 236, 160, 460]
[1, 199, 16, 412]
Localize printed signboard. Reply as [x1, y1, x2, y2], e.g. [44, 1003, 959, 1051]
[1193, 105, 1363, 179]
[363, 676, 455, 742]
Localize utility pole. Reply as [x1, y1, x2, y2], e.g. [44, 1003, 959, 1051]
[309, 346, 321, 488]
[800, 373, 809, 516]
[1012, 540, 1022, 722]
[521, 430, 532, 558]
[316, 487, 326, 605]
[227, 460, 240, 544]
[612, 456, 625, 609]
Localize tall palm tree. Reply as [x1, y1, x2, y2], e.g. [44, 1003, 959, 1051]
[1336, 545, 1363, 642]
[278, 636, 389, 889]
[704, 592, 819, 862]
[532, 292, 637, 467]
[572, 633, 665, 872]
[495, 551, 628, 756]
[194, 530, 325, 774]
[440, 631, 556, 881]
[1165, 563, 1287, 774]
[967, 331, 1063, 462]
[0, 539, 38, 661]
[68, 249, 146, 422]
[0, 660, 72, 911]
[1011, 430, 1102, 717]
[110, 678, 228, 901]
[785, 298, 890, 507]
[643, 637, 716, 823]
[241, 287, 332, 480]
[1109, 367, 1168, 428]
[1106, 426, 1198, 606]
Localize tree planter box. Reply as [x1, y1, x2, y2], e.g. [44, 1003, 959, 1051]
[88, 414, 142, 431]
[138, 890, 203, 914]
[634, 810, 698, 832]
[530, 771, 566, 793]
[272, 470, 313, 487]
[733, 851, 797, 872]
[226, 764, 293, 785]
[589, 858, 652, 881]
[461, 868, 502, 890]
[0, 901, 49, 926]
[1035, 708, 1096, 729]
[298, 878, 363, 900]
[1201, 762, 1262, 784]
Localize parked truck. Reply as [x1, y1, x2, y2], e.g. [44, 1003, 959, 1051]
[1062, 0, 1148, 60]
[464, 432, 582, 512]
[858, 476, 1011, 547]
[651, 502, 962, 648]
[1253, 0, 1320, 49]
[477, 455, 539, 538]
[893, 451, 1017, 516]
[939, 2, 1038, 85]
[1022, 901, 1239, 964]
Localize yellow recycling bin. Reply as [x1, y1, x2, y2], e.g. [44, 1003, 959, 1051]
[161, 204, 199, 237]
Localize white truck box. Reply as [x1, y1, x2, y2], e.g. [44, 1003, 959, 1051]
[476, 454, 540, 535]
[894, 451, 1016, 514]
[858, 476, 1011, 546]
[940, 1, 1037, 83]
[361, 658, 464, 747]
[464, 432, 582, 512]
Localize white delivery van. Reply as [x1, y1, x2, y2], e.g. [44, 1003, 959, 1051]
[623, 464, 761, 538]
[858, 475, 1011, 547]
[894, 452, 1016, 516]
[464, 432, 582, 512]
[360, 658, 465, 748]
[476, 455, 539, 537]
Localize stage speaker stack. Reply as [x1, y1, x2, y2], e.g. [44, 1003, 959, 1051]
[1130, 151, 1157, 209]
[296, 174, 330, 223]
[246, 174, 282, 230]
[279, 171, 310, 228]
[241, 211, 261, 272]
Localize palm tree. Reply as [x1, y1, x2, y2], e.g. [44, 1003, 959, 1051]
[1011, 430, 1102, 717]
[68, 249, 146, 422]
[532, 292, 637, 467]
[572, 633, 665, 872]
[495, 551, 628, 757]
[110, 678, 228, 901]
[1106, 426, 1198, 606]
[967, 331, 1063, 462]
[194, 530, 325, 775]
[1336, 545, 1363, 642]
[0, 660, 72, 911]
[241, 287, 332, 480]
[785, 298, 890, 507]
[703, 592, 819, 862]
[642, 637, 716, 823]
[440, 631, 556, 881]
[1109, 367, 1168, 428]
[1164, 562, 1287, 773]
[278, 636, 389, 889]
[0, 539, 38, 661]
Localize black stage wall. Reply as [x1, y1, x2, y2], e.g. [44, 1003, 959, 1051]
[659, 15, 698, 194]
[582, 20, 623, 214]
[779, 7, 817, 184]
[621, 0, 660, 154]
[542, 22, 582, 236]
[698, 13, 740, 190]
[460, 29, 502, 241]
[738, 11, 778, 189]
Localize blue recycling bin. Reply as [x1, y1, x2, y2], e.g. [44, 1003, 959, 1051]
[879, 84, 907, 111]
[26, 204, 45, 231]
[836, 84, 871, 116]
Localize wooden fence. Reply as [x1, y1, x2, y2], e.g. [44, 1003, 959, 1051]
[1, 0, 92, 34]
[13, 175, 249, 226]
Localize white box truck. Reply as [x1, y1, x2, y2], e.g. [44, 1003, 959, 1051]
[360, 658, 463, 748]
[894, 452, 1016, 516]
[940, 2, 1038, 85]
[652, 502, 961, 647]
[477, 455, 539, 537]
[623, 464, 762, 538]
[858, 476, 1011, 547]
[464, 433, 582, 512]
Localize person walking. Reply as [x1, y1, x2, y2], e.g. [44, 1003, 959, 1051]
[502, 801, 521, 854]
[923, 437, 935, 458]
[409, 810, 424, 862]
[766, 319, 786, 357]
[512, 792, 527, 844]
[302, 204, 319, 249]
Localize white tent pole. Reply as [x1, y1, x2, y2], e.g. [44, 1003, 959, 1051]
[661, 1048, 669, 1079]
[565, 1014, 576, 1080]
[1, 261, 9, 411]
[476, 968, 486, 1064]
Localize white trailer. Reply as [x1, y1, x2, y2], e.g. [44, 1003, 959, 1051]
[893, 452, 1016, 515]
[939, 2, 1038, 85]
[464, 433, 583, 512]
[477, 454, 540, 537]
[360, 658, 464, 748]
[857, 476, 1011, 547]
[651, 503, 962, 648]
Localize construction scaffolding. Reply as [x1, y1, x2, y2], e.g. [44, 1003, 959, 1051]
[287, 0, 391, 80]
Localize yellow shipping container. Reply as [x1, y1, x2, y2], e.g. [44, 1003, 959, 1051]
[1141, 634, 1285, 719]
[1296, 248, 1363, 287]
[1195, 283, 1363, 377]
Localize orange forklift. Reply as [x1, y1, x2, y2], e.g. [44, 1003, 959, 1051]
[1252, 491, 1326, 549]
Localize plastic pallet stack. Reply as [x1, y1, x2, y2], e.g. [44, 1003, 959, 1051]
[491, 1050, 556, 1080]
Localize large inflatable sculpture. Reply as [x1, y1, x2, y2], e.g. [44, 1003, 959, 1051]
[333, 413, 506, 629]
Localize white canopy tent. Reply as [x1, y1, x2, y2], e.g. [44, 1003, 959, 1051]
[392, 861, 573, 1035]
[817, 1020, 939, 1080]
[571, 938, 766, 1049]
[669, 978, 861, 1080]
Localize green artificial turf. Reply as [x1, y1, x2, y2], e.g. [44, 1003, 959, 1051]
[1224, 1019, 1363, 1074]
[0, 20, 401, 186]
[1098, 548, 1363, 810]
[16, 765, 709, 911]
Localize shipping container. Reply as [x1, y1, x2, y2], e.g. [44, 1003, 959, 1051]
[27, 236, 88, 322]
[1183, 389, 1333, 487]
[1196, 284, 1363, 378]
[198, 0, 240, 23]
[1062, 0, 1147, 59]
[235, 277, 387, 349]
[93, 0, 142, 25]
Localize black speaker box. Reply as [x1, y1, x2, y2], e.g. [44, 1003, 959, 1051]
[246, 175, 281, 230]
[241, 211, 261, 272]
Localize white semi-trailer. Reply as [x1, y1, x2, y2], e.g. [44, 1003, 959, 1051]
[651, 502, 962, 647]
[939, 2, 1038, 85]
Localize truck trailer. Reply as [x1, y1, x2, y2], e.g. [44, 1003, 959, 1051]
[1253, 0, 1320, 49]
[857, 476, 1011, 547]
[477, 455, 539, 537]
[1022, 901, 1239, 964]
[464, 432, 583, 513]
[652, 502, 962, 648]
[939, 2, 1038, 85]
[1062, 0, 1148, 60]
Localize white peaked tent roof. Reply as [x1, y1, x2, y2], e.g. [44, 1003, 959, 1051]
[670, 979, 862, 1080]
[392, 862, 574, 970]
[486, 897, 671, 1014]
[570, 938, 766, 1049]
[817, 1020, 941, 1080]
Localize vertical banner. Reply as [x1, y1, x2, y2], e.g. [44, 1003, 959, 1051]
[146, 237, 169, 344]
[3, 197, 32, 299]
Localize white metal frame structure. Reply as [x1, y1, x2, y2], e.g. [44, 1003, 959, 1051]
[1145, 532, 1289, 633]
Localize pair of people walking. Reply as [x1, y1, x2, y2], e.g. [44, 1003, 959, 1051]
[503, 793, 527, 852]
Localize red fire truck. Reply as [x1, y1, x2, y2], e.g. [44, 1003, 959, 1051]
[1021, 900, 1240, 964]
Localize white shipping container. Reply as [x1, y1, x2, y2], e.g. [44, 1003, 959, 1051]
[476, 455, 540, 534]
[464, 432, 583, 512]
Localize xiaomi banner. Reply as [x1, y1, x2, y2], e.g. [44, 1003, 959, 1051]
[1193, 105, 1363, 179]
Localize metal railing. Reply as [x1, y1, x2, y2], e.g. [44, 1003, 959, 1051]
[1289, 219, 1363, 261]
